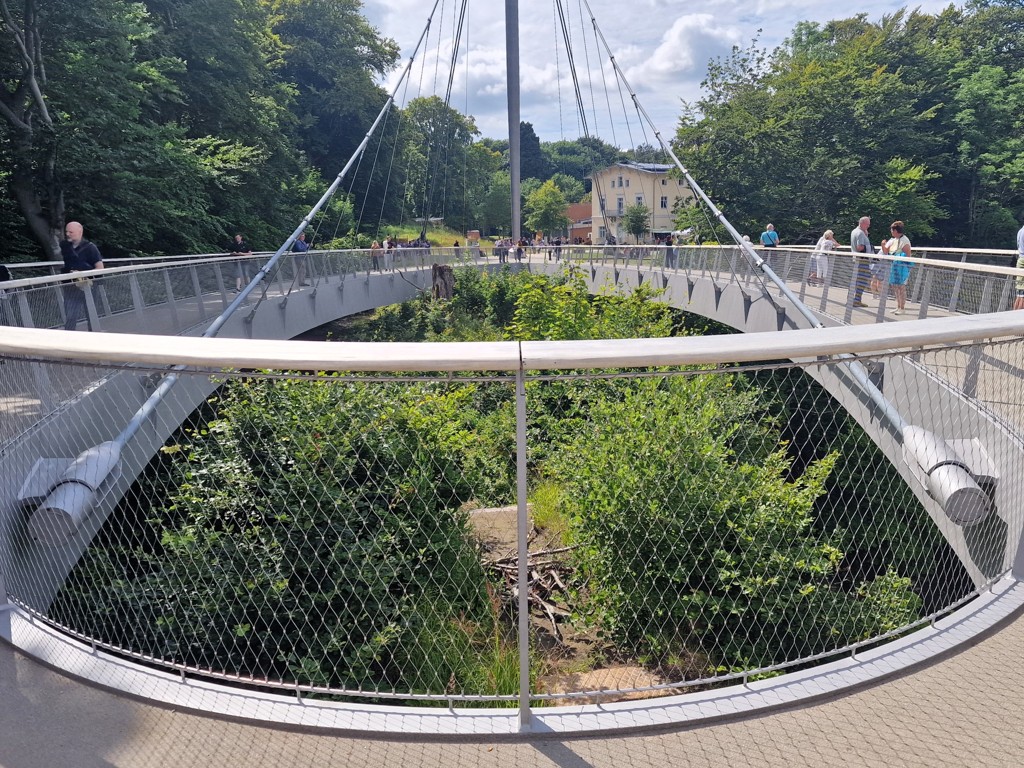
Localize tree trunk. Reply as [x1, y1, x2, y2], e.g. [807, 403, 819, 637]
[0, 0, 65, 259]
[432, 264, 454, 300]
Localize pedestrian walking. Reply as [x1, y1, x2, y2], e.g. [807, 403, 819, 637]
[60, 221, 104, 330]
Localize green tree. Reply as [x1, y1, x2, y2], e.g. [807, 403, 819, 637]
[478, 169, 511, 236]
[548, 377, 920, 668]
[623, 202, 651, 243]
[858, 158, 946, 238]
[549, 172, 586, 203]
[1, 0, 217, 256]
[625, 143, 669, 164]
[949, 63, 1024, 244]
[543, 136, 622, 184]
[674, 13, 949, 243]
[523, 179, 570, 238]
[400, 97, 482, 233]
[271, 0, 401, 228]
[519, 121, 551, 182]
[272, 0, 398, 174]
[53, 376, 517, 695]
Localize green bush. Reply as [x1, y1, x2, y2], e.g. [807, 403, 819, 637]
[547, 375, 923, 670]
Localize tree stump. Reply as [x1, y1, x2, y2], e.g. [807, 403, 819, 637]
[432, 263, 454, 300]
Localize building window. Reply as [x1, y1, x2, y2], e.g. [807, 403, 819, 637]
[599, 226, 606, 239]
[625, 179, 630, 187]
[617, 197, 624, 214]
[660, 196, 668, 209]
[636, 195, 643, 205]
[617, 175, 623, 187]
[661, 179, 667, 186]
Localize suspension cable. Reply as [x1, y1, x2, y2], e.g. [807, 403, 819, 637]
[553, 0, 589, 139]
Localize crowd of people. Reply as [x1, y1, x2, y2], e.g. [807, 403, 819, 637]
[753, 216, 934, 316]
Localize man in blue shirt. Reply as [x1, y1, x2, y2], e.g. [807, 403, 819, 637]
[59, 221, 104, 330]
[759, 223, 780, 248]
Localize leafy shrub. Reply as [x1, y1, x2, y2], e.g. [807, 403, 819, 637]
[547, 375, 923, 670]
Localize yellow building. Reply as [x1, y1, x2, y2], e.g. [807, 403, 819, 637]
[587, 162, 693, 244]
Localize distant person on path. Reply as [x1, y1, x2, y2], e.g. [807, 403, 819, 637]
[849, 216, 874, 307]
[759, 223, 779, 268]
[60, 221, 104, 331]
[292, 231, 310, 286]
[1014, 219, 1024, 310]
[809, 229, 838, 285]
[881, 220, 912, 315]
[759, 223, 779, 248]
[370, 240, 382, 272]
[227, 233, 254, 292]
[664, 234, 677, 269]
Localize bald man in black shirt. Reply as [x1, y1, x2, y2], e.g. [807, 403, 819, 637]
[59, 221, 104, 330]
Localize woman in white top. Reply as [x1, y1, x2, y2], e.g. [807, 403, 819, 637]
[809, 229, 838, 285]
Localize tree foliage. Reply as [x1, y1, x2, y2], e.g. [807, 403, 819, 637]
[675, 7, 1024, 246]
[623, 202, 652, 243]
[523, 179, 570, 237]
[52, 267, 959, 691]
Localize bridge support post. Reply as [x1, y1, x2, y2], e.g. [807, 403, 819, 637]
[515, 364, 532, 731]
[0, 556, 8, 614]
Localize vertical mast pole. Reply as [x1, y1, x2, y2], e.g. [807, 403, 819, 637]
[506, 2, 528, 731]
[506, 0, 521, 242]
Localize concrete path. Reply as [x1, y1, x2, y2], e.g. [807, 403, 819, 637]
[3, 599, 1024, 767]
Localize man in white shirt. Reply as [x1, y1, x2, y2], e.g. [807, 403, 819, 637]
[849, 216, 874, 307]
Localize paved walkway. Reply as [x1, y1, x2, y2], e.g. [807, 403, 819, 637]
[3, 599, 1024, 767]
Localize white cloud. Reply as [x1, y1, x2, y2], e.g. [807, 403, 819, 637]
[367, 0, 961, 143]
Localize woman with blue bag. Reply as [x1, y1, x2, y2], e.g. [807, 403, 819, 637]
[881, 220, 912, 315]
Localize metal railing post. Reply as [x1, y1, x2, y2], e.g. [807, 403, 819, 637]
[998, 276, 1013, 311]
[964, 344, 983, 398]
[0, 558, 8, 614]
[515, 363, 531, 730]
[978, 277, 994, 315]
[189, 265, 208, 321]
[83, 283, 103, 332]
[917, 270, 934, 319]
[844, 257, 860, 324]
[162, 271, 180, 331]
[128, 273, 150, 333]
[947, 254, 968, 313]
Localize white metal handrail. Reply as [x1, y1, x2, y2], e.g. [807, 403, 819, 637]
[2, 311, 1021, 371]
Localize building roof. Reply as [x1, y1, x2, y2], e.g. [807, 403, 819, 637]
[614, 161, 674, 173]
[586, 161, 674, 180]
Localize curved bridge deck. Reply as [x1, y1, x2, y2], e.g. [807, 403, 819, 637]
[3, 601, 1022, 766]
[2, 247, 1024, 759]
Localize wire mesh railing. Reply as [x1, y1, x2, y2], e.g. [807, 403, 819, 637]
[2, 320, 1023, 706]
[4, 245, 1022, 336]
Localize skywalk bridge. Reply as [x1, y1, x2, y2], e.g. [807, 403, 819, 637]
[1, 244, 1024, 741]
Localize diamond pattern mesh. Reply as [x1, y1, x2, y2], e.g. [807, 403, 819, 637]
[1, 252, 1022, 706]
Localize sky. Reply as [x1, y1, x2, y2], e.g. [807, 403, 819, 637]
[362, 0, 956, 146]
